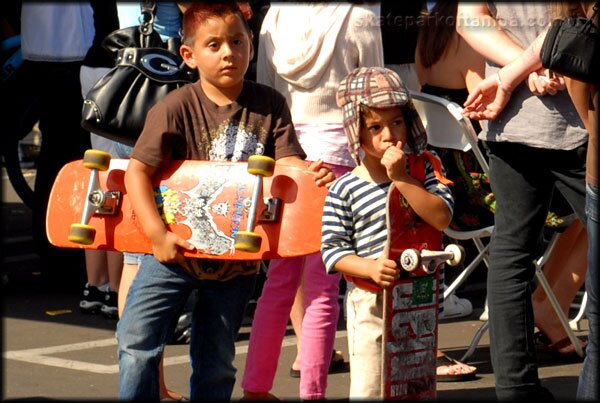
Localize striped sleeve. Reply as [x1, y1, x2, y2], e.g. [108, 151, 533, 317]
[420, 149, 454, 216]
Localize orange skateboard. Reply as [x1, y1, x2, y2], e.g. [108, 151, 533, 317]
[46, 150, 328, 260]
[381, 185, 464, 400]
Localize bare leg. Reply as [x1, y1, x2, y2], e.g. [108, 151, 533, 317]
[84, 250, 109, 286]
[118, 262, 184, 401]
[290, 279, 304, 372]
[532, 219, 588, 345]
[117, 263, 138, 317]
[106, 251, 123, 292]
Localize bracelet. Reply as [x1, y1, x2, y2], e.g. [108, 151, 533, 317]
[495, 72, 511, 94]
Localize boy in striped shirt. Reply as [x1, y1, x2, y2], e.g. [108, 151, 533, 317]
[321, 67, 456, 398]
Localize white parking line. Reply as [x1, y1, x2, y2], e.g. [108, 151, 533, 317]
[4, 338, 120, 374]
[4, 331, 348, 374]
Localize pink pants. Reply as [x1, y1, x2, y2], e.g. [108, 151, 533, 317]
[242, 163, 349, 399]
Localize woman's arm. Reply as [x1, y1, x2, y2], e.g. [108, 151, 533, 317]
[456, 3, 525, 67]
[462, 29, 570, 120]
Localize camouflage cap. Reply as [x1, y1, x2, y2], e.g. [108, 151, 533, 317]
[336, 67, 428, 165]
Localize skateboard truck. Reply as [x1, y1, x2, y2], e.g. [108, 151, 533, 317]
[88, 189, 121, 215]
[68, 150, 120, 245]
[399, 244, 465, 273]
[234, 155, 276, 253]
[259, 197, 281, 222]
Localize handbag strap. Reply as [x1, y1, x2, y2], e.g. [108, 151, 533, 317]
[576, 2, 599, 33]
[139, 0, 157, 36]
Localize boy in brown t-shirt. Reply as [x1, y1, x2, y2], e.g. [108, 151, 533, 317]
[117, 2, 334, 401]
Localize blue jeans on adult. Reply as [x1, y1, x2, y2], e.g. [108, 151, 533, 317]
[577, 184, 598, 401]
[117, 255, 256, 401]
[485, 141, 587, 400]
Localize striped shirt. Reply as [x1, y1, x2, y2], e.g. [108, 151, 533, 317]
[321, 155, 454, 274]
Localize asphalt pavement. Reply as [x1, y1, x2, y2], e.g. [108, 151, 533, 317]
[1, 167, 588, 401]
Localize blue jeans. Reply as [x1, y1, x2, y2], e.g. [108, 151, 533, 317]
[116, 255, 256, 401]
[484, 141, 586, 400]
[577, 184, 598, 401]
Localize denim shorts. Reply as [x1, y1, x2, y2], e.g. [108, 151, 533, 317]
[123, 252, 143, 265]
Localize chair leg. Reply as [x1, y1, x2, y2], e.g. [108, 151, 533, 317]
[534, 232, 585, 357]
[460, 320, 489, 362]
[461, 232, 587, 362]
[444, 240, 490, 300]
[569, 290, 587, 331]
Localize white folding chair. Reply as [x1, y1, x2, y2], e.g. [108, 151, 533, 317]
[409, 91, 586, 360]
[410, 91, 493, 302]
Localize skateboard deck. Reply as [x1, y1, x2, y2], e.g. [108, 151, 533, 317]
[46, 153, 328, 260]
[380, 185, 442, 400]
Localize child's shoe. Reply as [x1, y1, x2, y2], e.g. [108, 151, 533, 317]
[100, 290, 118, 319]
[80, 283, 105, 314]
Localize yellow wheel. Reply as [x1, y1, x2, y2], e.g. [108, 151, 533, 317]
[234, 231, 262, 252]
[247, 155, 275, 177]
[83, 149, 111, 170]
[68, 223, 96, 245]
[399, 248, 421, 272]
[445, 244, 465, 267]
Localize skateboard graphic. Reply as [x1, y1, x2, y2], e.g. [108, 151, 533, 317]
[46, 150, 329, 260]
[381, 185, 464, 400]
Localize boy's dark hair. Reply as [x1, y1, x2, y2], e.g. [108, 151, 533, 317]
[182, 1, 252, 45]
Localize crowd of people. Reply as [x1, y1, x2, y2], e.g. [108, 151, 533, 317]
[2, 0, 596, 401]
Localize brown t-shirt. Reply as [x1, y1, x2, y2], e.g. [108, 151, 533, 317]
[131, 80, 306, 281]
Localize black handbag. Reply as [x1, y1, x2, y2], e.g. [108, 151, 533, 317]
[81, 0, 198, 146]
[540, 2, 599, 83]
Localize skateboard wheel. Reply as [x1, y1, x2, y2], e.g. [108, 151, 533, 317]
[247, 155, 275, 177]
[444, 244, 465, 267]
[400, 248, 421, 272]
[234, 231, 262, 252]
[83, 149, 111, 170]
[68, 223, 96, 245]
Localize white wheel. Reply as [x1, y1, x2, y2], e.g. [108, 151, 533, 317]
[400, 248, 421, 272]
[444, 244, 465, 266]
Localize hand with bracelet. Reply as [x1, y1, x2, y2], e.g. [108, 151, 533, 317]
[462, 29, 565, 120]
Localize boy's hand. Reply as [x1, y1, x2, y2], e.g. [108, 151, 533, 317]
[367, 257, 399, 288]
[307, 159, 336, 187]
[151, 231, 195, 269]
[381, 141, 408, 182]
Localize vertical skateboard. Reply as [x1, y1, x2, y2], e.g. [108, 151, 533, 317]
[381, 185, 464, 400]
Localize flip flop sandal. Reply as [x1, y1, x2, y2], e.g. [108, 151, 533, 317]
[328, 351, 350, 374]
[534, 331, 588, 358]
[436, 353, 477, 382]
[289, 350, 350, 378]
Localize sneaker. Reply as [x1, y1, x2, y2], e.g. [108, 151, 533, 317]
[440, 294, 473, 319]
[100, 290, 118, 319]
[80, 284, 104, 314]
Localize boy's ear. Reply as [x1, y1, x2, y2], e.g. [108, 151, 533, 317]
[180, 44, 197, 69]
[248, 38, 254, 61]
